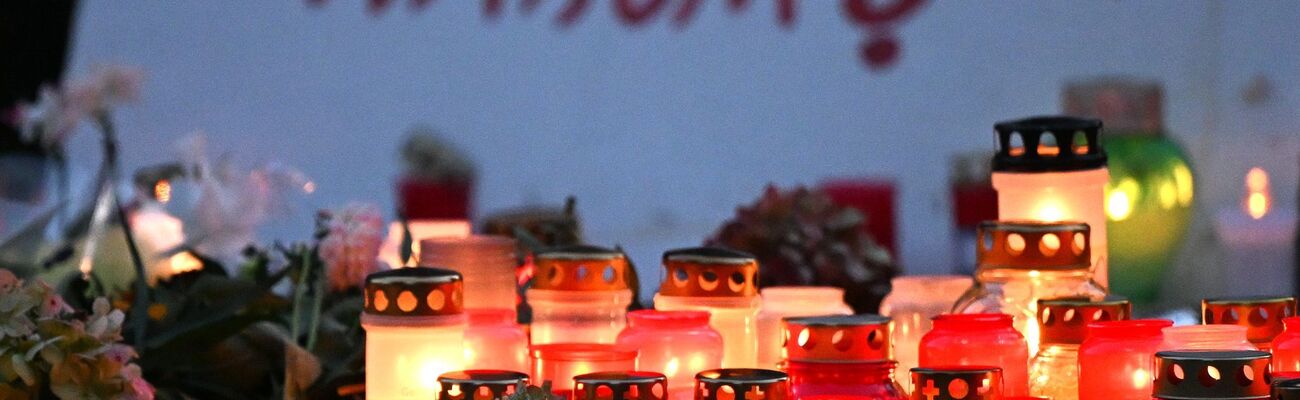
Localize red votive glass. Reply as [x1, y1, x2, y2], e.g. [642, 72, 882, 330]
[616, 310, 723, 399]
[919, 314, 1028, 397]
[1203, 296, 1297, 350]
[1274, 317, 1300, 373]
[1077, 319, 1172, 400]
[531, 344, 637, 398]
[784, 315, 905, 400]
[464, 308, 528, 372]
[909, 366, 1003, 400]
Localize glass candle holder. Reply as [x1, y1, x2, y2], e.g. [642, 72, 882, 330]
[573, 371, 668, 400]
[465, 308, 529, 372]
[437, 370, 529, 400]
[1028, 297, 1130, 400]
[879, 275, 972, 378]
[1274, 317, 1300, 373]
[694, 369, 789, 400]
[908, 366, 1003, 400]
[1159, 325, 1256, 351]
[952, 221, 1106, 355]
[1203, 296, 1297, 350]
[1275, 378, 1300, 400]
[784, 315, 905, 400]
[420, 235, 519, 316]
[1077, 319, 1172, 400]
[756, 286, 852, 369]
[655, 247, 761, 368]
[990, 116, 1110, 286]
[527, 245, 634, 345]
[616, 310, 722, 399]
[1152, 350, 1271, 400]
[919, 314, 1028, 397]
[531, 344, 637, 398]
[361, 267, 467, 400]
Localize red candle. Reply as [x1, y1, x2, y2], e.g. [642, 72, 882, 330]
[784, 315, 905, 400]
[1077, 319, 1172, 400]
[530, 344, 636, 398]
[919, 314, 1028, 397]
[464, 308, 528, 372]
[1274, 317, 1300, 373]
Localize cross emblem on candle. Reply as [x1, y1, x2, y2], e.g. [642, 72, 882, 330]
[744, 386, 766, 400]
[920, 380, 941, 400]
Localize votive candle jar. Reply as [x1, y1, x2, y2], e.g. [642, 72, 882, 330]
[464, 308, 529, 372]
[573, 371, 668, 400]
[1077, 319, 1172, 400]
[617, 310, 723, 399]
[531, 343, 637, 398]
[1273, 317, 1300, 373]
[694, 369, 789, 400]
[420, 235, 519, 316]
[952, 221, 1106, 355]
[990, 116, 1110, 286]
[879, 275, 972, 378]
[756, 286, 852, 368]
[919, 314, 1028, 397]
[527, 245, 634, 345]
[361, 267, 467, 400]
[437, 370, 530, 400]
[1028, 297, 1130, 400]
[1158, 325, 1256, 351]
[1152, 350, 1271, 400]
[1275, 378, 1300, 400]
[784, 315, 905, 400]
[655, 247, 761, 368]
[908, 366, 1003, 400]
[1202, 296, 1297, 350]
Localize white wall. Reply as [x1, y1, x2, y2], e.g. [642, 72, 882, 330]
[66, 1, 1300, 298]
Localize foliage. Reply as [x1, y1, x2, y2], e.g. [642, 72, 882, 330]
[505, 382, 559, 400]
[399, 124, 475, 182]
[707, 184, 898, 313]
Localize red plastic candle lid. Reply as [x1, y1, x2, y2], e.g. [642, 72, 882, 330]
[783, 314, 892, 362]
[530, 343, 637, 362]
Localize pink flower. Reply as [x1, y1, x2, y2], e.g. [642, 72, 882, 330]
[121, 365, 156, 400]
[320, 203, 386, 292]
[0, 268, 19, 294]
[35, 281, 72, 318]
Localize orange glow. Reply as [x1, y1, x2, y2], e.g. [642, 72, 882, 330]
[1245, 167, 1271, 219]
[169, 251, 203, 274]
[1034, 203, 1066, 222]
[154, 180, 172, 203]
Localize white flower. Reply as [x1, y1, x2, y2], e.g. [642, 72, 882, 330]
[320, 204, 386, 292]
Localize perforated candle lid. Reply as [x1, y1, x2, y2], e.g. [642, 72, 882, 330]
[783, 314, 893, 362]
[909, 366, 1003, 400]
[659, 247, 759, 297]
[1274, 378, 1300, 400]
[992, 115, 1106, 172]
[1037, 296, 1131, 345]
[977, 221, 1090, 271]
[1203, 296, 1297, 347]
[437, 370, 529, 400]
[363, 267, 463, 318]
[573, 371, 667, 400]
[694, 369, 788, 400]
[533, 245, 631, 291]
[1152, 350, 1271, 400]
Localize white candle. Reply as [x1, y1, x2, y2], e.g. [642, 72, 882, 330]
[1213, 167, 1298, 296]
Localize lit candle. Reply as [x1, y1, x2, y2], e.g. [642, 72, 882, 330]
[1213, 169, 1299, 297]
[1028, 297, 1131, 400]
[1202, 296, 1297, 350]
[617, 310, 723, 399]
[530, 344, 636, 398]
[783, 315, 905, 400]
[919, 314, 1029, 397]
[437, 370, 529, 400]
[990, 116, 1111, 286]
[361, 267, 467, 400]
[527, 245, 634, 345]
[420, 235, 519, 316]
[129, 204, 191, 282]
[693, 369, 789, 400]
[573, 371, 667, 400]
[755, 287, 852, 369]
[879, 275, 972, 379]
[1152, 350, 1271, 400]
[1078, 319, 1173, 400]
[463, 308, 529, 373]
[655, 247, 762, 368]
[1274, 317, 1300, 373]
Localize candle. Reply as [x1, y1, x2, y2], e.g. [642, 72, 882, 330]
[655, 247, 762, 368]
[420, 235, 519, 316]
[527, 245, 634, 345]
[783, 315, 905, 400]
[693, 369, 789, 400]
[530, 344, 636, 398]
[437, 370, 530, 400]
[129, 204, 190, 282]
[463, 308, 529, 373]
[1274, 317, 1300, 373]
[572, 371, 667, 400]
[1078, 319, 1173, 400]
[1152, 350, 1271, 400]
[1158, 325, 1256, 351]
[919, 314, 1028, 397]
[361, 267, 467, 400]
[879, 275, 972, 379]
[1213, 168, 1299, 297]
[755, 286, 852, 369]
[1202, 296, 1297, 350]
[990, 116, 1111, 286]
[908, 366, 1003, 400]
[1276, 378, 1300, 400]
[616, 310, 722, 399]
[1028, 297, 1130, 400]
[379, 219, 471, 268]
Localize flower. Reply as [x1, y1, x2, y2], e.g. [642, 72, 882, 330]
[319, 204, 386, 292]
[65, 65, 143, 116]
[0, 269, 19, 294]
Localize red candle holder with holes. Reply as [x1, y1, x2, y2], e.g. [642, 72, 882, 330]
[783, 315, 905, 400]
[1077, 319, 1172, 400]
[530, 344, 637, 398]
[1273, 317, 1300, 373]
[919, 314, 1029, 397]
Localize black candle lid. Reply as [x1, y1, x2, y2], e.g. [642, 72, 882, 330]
[1274, 378, 1300, 400]
[437, 370, 530, 400]
[1152, 350, 1271, 400]
[992, 116, 1107, 172]
[694, 369, 788, 400]
[363, 267, 463, 317]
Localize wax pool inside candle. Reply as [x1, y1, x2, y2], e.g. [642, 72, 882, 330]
[992, 168, 1109, 285]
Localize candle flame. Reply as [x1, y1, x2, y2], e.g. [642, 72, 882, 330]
[154, 180, 172, 204]
[1245, 167, 1271, 219]
[1106, 178, 1139, 221]
[664, 358, 680, 377]
[1035, 203, 1066, 222]
[169, 251, 203, 274]
[1132, 368, 1150, 389]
